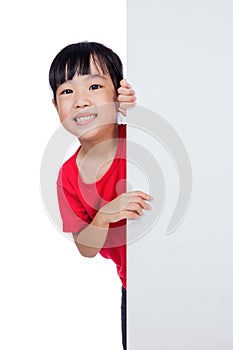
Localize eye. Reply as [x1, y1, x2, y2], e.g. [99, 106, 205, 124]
[60, 89, 73, 95]
[89, 84, 102, 90]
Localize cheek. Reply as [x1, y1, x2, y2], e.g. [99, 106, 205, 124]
[100, 88, 117, 102]
[56, 102, 71, 121]
[56, 109, 70, 124]
[96, 102, 118, 122]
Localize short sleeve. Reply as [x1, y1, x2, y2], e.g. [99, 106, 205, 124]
[57, 184, 91, 233]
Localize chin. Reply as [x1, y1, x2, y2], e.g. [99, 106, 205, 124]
[78, 129, 100, 140]
[62, 119, 117, 140]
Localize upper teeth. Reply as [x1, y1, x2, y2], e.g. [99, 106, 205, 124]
[75, 114, 96, 122]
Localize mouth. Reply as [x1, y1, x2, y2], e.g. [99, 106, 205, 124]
[73, 114, 97, 126]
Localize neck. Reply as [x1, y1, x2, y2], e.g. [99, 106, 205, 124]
[78, 123, 119, 157]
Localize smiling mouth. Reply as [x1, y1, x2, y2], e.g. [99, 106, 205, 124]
[73, 114, 97, 125]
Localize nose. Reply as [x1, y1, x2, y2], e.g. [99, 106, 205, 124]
[73, 91, 91, 109]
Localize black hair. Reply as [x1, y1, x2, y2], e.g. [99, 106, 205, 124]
[49, 41, 123, 102]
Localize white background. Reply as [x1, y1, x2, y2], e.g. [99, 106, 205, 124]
[0, 1, 126, 349]
[128, 0, 233, 349]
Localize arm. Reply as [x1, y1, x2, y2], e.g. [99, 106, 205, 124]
[72, 213, 109, 258]
[73, 191, 152, 258]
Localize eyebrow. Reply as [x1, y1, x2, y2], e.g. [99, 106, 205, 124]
[58, 74, 108, 89]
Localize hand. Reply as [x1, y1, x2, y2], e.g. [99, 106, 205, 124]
[117, 79, 136, 116]
[97, 191, 152, 224]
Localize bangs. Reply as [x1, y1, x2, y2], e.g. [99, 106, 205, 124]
[49, 42, 123, 101]
[50, 43, 110, 92]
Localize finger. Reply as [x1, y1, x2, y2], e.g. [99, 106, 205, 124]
[118, 101, 136, 109]
[126, 203, 143, 216]
[126, 196, 151, 210]
[118, 86, 135, 95]
[118, 107, 127, 116]
[128, 191, 153, 201]
[122, 210, 141, 220]
[118, 103, 136, 116]
[118, 102, 136, 112]
[133, 197, 152, 210]
[120, 79, 132, 88]
[118, 94, 136, 102]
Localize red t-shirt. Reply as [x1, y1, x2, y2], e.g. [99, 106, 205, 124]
[57, 124, 127, 289]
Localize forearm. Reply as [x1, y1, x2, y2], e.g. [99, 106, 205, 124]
[72, 213, 109, 258]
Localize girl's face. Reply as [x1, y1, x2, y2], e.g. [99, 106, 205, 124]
[53, 59, 118, 141]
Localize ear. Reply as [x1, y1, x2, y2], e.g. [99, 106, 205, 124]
[52, 99, 58, 111]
